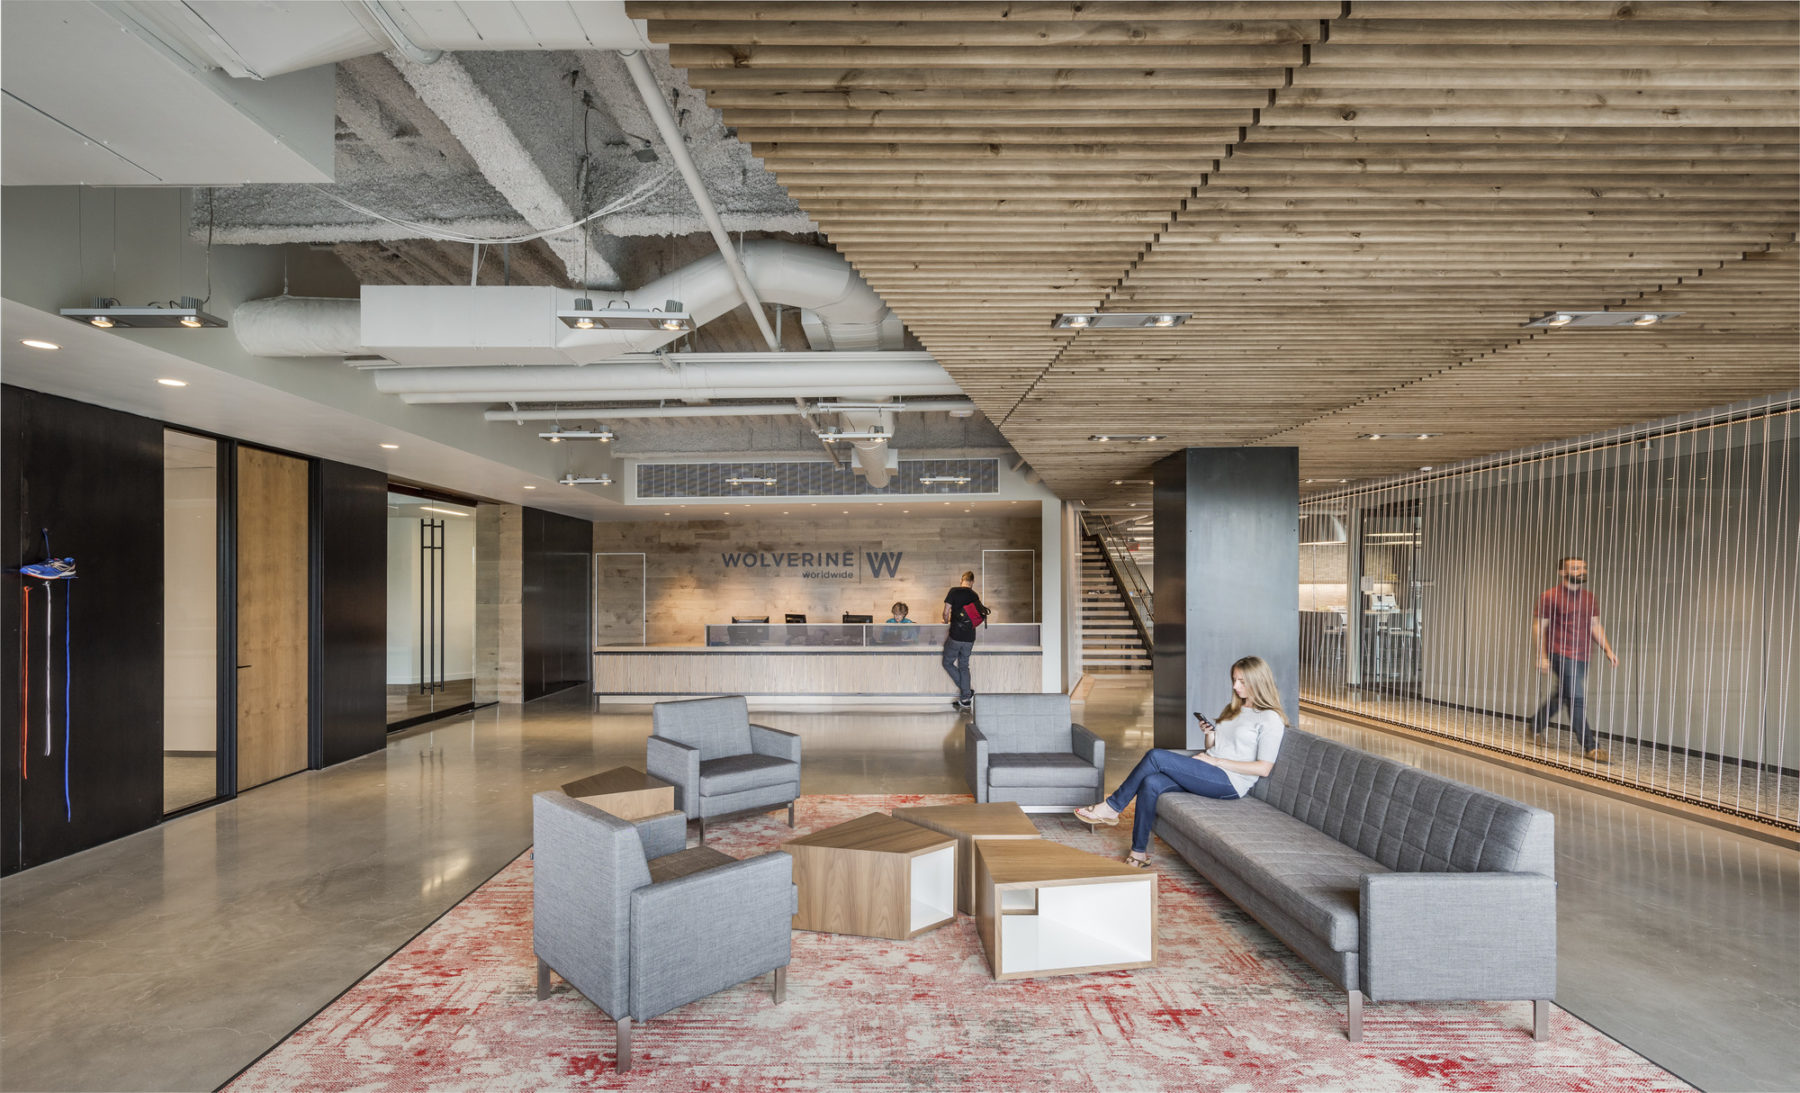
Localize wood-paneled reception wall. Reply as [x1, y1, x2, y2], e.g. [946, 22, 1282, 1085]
[593, 512, 1042, 646]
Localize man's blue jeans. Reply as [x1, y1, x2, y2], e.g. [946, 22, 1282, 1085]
[941, 638, 974, 702]
[1105, 748, 1241, 853]
[1531, 653, 1597, 750]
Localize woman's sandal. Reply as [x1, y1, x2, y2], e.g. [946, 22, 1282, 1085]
[1074, 805, 1118, 826]
[1123, 853, 1152, 869]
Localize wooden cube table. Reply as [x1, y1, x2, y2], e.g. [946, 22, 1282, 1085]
[783, 812, 957, 940]
[974, 840, 1157, 980]
[891, 802, 1041, 915]
[561, 767, 675, 822]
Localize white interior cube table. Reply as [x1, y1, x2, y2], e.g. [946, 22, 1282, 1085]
[974, 839, 1157, 980]
[783, 812, 957, 940]
[891, 801, 1042, 915]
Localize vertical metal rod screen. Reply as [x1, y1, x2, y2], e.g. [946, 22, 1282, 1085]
[418, 518, 445, 695]
[1299, 396, 1798, 829]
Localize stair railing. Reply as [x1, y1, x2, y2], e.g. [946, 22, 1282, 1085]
[1080, 512, 1154, 653]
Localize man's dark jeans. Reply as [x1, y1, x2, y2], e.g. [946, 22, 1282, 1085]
[1531, 652, 1597, 750]
[941, 638, 974, 702]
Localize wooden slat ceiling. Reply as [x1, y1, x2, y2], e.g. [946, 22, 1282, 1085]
[630, 1, 1800, 502]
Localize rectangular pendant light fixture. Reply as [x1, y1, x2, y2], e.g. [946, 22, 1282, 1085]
[540, 426, 614, 442]
[61, 296, 226, 329]
[1525, 311, 1681, 328]
[1054, 312, 1189, 330]
[559, 297, 693, 331]
[558, 473, 613, 486]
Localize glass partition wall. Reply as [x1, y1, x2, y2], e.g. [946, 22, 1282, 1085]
[1299, 396, 1798, 829]
[386, 492, 478, 729]
[163, 430, 221, 812]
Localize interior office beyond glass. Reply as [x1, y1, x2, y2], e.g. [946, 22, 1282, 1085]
[1298, 396, 1798, 828]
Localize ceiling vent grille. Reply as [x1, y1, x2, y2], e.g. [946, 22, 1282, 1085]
[636, 458, 998, 499]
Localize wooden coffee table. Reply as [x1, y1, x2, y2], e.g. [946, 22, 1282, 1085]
[783, 812, 957, 940]
[891, 801, 1041, 915]
[561, 767, 675, 821]
[974, 840, 1157, 980]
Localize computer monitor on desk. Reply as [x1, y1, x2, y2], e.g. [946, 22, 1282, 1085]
[842, 613, 873, 624]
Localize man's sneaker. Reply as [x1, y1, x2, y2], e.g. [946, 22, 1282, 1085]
[20, 557, 75, 580]
[954, 698, 972, 711]
[1585, 747, 1610, 764]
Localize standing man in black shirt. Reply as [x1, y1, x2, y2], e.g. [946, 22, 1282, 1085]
[942, 570, 989, 711]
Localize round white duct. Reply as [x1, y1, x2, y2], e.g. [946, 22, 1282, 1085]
[233, 296, 366, 358]
[840, 402, 898, 488]
[371, 360, 960, 404]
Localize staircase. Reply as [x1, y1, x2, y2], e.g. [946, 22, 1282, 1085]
[1081, 538, 1151, 673]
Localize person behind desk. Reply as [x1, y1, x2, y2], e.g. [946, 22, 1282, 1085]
[941, 571, 989, 711]
[880, 601, 917, 646]
[1075, 656, 1288, 868]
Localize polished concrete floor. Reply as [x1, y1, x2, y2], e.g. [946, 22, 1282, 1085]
[2, 680, 1795, 1092]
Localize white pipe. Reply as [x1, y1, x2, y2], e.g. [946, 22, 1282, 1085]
[840, 402, 899, 488]
[374, 360, 961, 404]
[621, 48, 780, 351]
[482, 398, 977, 421]
[233, 296, 366, 358]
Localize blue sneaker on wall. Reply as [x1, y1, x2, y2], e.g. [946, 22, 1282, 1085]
[20, 557, 76, 580]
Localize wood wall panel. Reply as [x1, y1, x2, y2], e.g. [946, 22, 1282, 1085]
[237, 448, 309, 791]
[594, 650, 1042, 697]
[1, 388, 164, 876]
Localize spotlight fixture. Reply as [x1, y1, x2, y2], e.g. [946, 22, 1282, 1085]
[1054, 312, 1190, 330]
[816, 429, 889, 442]
[20, 339, 60, 350]
[726, 476, 778, 486]
[1088, 434, 1165, 443]
[558, 473, 614, 486]
[61, 296, 226, 329]
[558, 298, 692, 331]
[1524, 310, 1680, 329]
[538, 426, 614, 443]
[919, 475, 972, 485]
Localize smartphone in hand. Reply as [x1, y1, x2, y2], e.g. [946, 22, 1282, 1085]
[1193, 712, 1215, 731]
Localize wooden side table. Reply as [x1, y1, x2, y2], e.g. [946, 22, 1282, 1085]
[561, 767, 676, 821]
[891, 801, 1041, 915]
[783, 812, 957, 940]
[974, 840, 1156, 980]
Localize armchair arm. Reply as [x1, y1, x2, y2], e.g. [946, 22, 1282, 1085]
[1071, 723, 1104, 770]
[636, 809, 690, 860]
[628, 852, 795, 1021]
[964, 724, 990, 803]
[646, 735, 701, 816]
[1360, 872, 1556, 1003]
[749, 723, 801, 763]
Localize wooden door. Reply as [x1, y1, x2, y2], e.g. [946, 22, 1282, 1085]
[236, 447, 309, 790]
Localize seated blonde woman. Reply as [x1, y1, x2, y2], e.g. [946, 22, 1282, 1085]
[1076, 655, 1289, 867]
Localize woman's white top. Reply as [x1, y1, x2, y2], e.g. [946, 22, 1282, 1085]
[1210, 707, 1287, 796]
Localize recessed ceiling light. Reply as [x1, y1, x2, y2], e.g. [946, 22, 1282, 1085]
[1089, 434, 1163, 443]
[1632, 313, 1660, 326]
[1361, 433, 1384, 440]
[1420, 465, 1434, 471]
[1526, 310, 1680, 329]
[1415, 433, 1439, 440]
[20, 339, 59, 350]
[380, 443, 400, 449]
[156, 378, 187, 387]
[1055, 312, 1189, 330]
[523, 485, 537, 489]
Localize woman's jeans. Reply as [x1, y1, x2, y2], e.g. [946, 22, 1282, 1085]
[1105, 748, 1241, 853]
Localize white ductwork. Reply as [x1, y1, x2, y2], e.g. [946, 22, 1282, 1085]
[481, 398, 977, 422]
[839, 401, 899, 488]
[235, 241, 901, 363]
[233, 297, 367, 358]
[371, 359, 960, 405]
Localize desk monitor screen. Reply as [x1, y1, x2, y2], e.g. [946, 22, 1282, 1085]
[732, 616, 769, 624]
[842, 613, 874, 624]
[784, 613, 807, 624]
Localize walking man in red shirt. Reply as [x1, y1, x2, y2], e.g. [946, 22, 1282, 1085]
[1529, 556, 1619, 763]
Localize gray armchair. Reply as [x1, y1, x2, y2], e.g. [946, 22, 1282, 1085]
[532, 790, 795, 1072]
[648, 696, 801, 842]
[965, 693, 1104, 811]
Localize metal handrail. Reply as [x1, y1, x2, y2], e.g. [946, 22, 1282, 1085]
[1080, 512, 1153, 650]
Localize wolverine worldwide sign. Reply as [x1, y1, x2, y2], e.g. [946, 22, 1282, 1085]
[721, 549, 904, 581]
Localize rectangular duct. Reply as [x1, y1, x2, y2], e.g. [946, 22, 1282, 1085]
[635, 458, 998, 500]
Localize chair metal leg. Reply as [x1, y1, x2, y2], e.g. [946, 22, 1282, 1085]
[615, 1017, 632, 1072]
[787, 800, 795, 827]
[536, 957, 551, 1000]
[697, 816, 706, 844]
[1347, 989, 1364, 1042]
[1534, 999, 1551, 1040]
[773, 965, 787, 1004]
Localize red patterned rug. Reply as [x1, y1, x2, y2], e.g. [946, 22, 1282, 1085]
[226, 794, 1686, 1091]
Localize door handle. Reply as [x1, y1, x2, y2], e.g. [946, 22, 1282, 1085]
[236, 664, 252, 669]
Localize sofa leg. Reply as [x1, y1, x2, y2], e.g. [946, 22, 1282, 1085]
[697, 816, 706, 844]
[1347, 989, 1363, 1042]
[787, 800, 795, 827]
[536, 957, 551, 1000]
[773, 965, 787, 1003]
[1533, 999, 1551, 1041]
[615, 1017, 632, 1072]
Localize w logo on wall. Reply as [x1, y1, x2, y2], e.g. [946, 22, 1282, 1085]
[864, 551, 904, 579]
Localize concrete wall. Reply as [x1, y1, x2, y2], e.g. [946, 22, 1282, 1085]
[593, 511, 1043, 646]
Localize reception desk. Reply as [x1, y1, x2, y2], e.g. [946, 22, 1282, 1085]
[595, 623, 1042, 699]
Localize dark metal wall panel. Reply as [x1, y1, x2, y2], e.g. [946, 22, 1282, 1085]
[1153, 448, 1300, 750]
[313, 459, 387, 767]
[2, 386, 164, 875]
[522, 506, 592, 701]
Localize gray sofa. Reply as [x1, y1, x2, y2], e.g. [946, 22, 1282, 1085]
[1153, 728, 1557, 1041]
[532, 790, 796, 1070]
[965, 693, 1104, 811]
